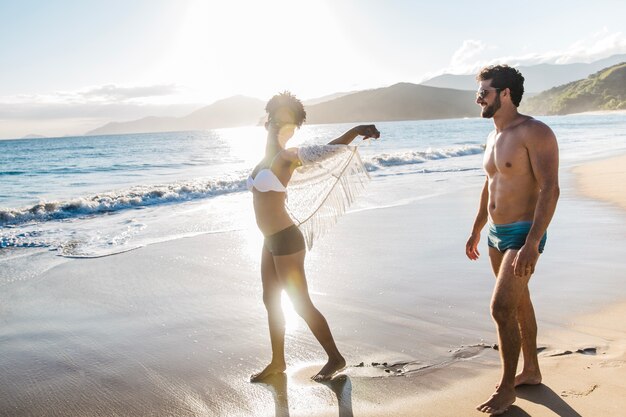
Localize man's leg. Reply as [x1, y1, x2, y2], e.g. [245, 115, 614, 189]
[516, 286, 542, 385]
[478, 249, 530, 415]
[489, 248, 542, 386]
[488, 246, 504, 276]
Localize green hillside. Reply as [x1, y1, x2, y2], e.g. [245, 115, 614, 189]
[522, 62, 626, 115]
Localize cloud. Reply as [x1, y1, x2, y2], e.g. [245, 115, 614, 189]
[450, 40, 488, 69]
[0, 102, 197, 120]
[0, 83, 216, 138]
[552, 29, 626, 64]
[80, 84, 179, 101]
[437, 30, 626, 76]
[0, 83, 195, 138]
[1, 84, 181, 106]
[0, 99, 199, 139]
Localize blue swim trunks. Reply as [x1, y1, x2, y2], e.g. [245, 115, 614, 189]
[487, 221, 547, 253]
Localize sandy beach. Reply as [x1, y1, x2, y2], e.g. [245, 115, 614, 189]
[1, 152, 625, 417]
[573, 153, 626, 211]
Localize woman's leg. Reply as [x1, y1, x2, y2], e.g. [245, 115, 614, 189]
[273, 249, 345, 381]
[250, 246, 287, 382]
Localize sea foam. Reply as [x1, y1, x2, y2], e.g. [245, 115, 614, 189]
[1, 144, 484, 228]
[363, 144, 484, 171]
[1, 176, 247, 227]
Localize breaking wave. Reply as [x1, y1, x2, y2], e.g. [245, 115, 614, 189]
[1, 176, 247, 228]
[1, 143, 483, 229]
[363, 144, 484, 171]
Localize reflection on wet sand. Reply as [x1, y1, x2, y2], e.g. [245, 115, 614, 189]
[257, 373, 353, 417]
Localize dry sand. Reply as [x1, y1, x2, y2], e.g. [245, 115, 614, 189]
[573, 153, 626, 211]
[365, 301, 626, 417]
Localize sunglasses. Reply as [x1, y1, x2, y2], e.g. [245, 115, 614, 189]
[476, 88, 502, 99]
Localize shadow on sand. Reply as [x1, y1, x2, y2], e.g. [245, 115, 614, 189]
[257, 373, 354, 417]
[511, 384, 582, 417]
[498, 405, 532, 417]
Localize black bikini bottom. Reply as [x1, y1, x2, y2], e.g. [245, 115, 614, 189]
[264, 225, 305, 256]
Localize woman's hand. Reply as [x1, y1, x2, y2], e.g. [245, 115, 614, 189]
[328, 125, 380, 145]
[355, 125, 380, 140]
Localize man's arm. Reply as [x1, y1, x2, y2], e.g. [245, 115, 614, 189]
[514, 122, 560, 276]
[466, 178, 489, 260]
[328, 125, 380, 145]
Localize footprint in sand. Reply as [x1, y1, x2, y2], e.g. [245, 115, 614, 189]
[344, 346, 492, 379]
[561, 384, 598, 397]
[539, 346, 599, 357]
[449, 344, 492, 359]
[539, 349, 573, 357]
[344, 361, 411, 378]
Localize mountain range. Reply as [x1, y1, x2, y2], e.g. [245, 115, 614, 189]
[87, 96, 266, 136]
[420, 54, 626, 93]
[86, 55, 626, 136]
[305, 83, 477, 123]
[521, 62, 626, 115]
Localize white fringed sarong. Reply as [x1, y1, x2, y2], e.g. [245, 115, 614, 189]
[287, 145, 370, 250]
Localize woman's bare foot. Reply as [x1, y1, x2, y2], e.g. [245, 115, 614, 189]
[250, 361, 286, 382]
[311, 356, 346, 381]
[476, 388, 516, 415]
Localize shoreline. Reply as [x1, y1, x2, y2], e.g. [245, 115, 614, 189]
[348, 152, 626, 416]
[0, 153, 625, 416]
[333, 152, 626, 416]
[567, 109, 626, 116]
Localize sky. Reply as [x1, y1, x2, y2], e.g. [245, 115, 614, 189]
[1, 0, 625, 139]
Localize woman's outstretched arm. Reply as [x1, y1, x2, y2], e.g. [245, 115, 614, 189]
[328, 125, 380, 145]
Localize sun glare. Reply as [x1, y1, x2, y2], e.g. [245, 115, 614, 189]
[218, 125, 266, 165]
[150, 0, 356, 103]
[281, 291, 301, 331]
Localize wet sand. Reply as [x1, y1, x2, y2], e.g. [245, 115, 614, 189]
[1, 154, 625, 416]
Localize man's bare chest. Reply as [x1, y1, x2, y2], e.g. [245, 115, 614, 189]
[484, 134, 530, 176]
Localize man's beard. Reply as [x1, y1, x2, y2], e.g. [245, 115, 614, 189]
[481, 94, 501, 118]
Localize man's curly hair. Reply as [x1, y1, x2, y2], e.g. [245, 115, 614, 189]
[476, 65, 525, 107]
[265, 91, 306, 128]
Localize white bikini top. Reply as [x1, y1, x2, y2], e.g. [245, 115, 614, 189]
[247, 168, 287, 193]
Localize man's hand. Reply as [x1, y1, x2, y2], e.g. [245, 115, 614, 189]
[513, 244, 540, 276]
[466, 233, 481, 260]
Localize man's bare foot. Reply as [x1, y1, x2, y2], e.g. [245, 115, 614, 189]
[250, 361, 286, 382]
[496, 370, 542, 388]
[476, 388, 516, 415]
[514, 370, 542, 387]
[311, 356, 346, 381]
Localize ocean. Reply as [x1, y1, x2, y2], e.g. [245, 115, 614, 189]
[1, 113, 625, 268]
[1, 113, 626, 416]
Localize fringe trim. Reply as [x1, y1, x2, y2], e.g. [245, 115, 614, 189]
[288, 149, 370, 250]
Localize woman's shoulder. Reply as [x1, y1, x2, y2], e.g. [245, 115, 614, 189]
[277, 148, 300, 164]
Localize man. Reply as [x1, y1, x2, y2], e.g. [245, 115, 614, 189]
[466, 65, 560, 415]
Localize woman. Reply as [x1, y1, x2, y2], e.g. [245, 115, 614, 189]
[248, 91, 379, 382]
